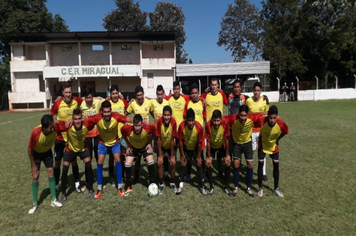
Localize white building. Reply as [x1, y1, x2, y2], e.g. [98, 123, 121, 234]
[7, 31, 176, 110]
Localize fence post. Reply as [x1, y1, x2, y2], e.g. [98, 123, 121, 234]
[295, 76, 299, 101]
[335, 76, 338, 89]
[314, 76, 319, 90]
[353, 74, 356, 89]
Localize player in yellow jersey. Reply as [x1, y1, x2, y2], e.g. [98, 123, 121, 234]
[177, 108, 205, 195]
[205, 110, 230, 195]
[257, 106, 288, 198]
[225, 105, 262, 197]
[87, 101, 132, 198]
[54, 109, 96, 202]
[108, 85, 129, 185]
[50, 82, 83, 195]
[80, 88, 104, 163]
[121, 114, 156, 195]
[246, 82, 269, 181]
[27, 115, 63, 214]
[165, 81, 189, 129]
[155, 106, 178, 194]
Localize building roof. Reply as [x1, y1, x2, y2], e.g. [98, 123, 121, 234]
[6, 31, 177, 43]
[176, 61, 270, 77]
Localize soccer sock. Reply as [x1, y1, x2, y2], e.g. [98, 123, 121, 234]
[85, 162, 94, 192]
[48, 177, 56, 201]
[217, 157, 222, 173]
[61, 165, 69, 195]
[134, 162, 140, 183]
[163, 157, 169, 174]
[109, 155, 114, 179]
[54, 167, 60, 185]
[225, 167, 231, 189]
[258, 161, 263, 188]
[97, 164, 103, 190]
[263, 157, 267, 175]
[31, 182, 39, 205]
[179, 165, 186, 182]
[197, 165, 205, 188]
[115, 161, 122, 184]
[121, 157, 125, 179]
[233, 168, 240, 188]
[125, 163, 132, 188]
[187, 160, 192, 177]
[246, 167, 253, 189]
[72, 165, 80, 188]
[206, 167, 213, 188]
[147, 160, 155, 184]
[273, 162, 280, 190]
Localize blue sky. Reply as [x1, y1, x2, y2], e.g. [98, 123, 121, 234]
[46, 0, 262, 64]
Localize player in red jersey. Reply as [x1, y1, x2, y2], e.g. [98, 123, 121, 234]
[257, 105, 288, 198]
[121, 114, 156, 195]
[155, 105, 178, 194]
[27, 115, 63, 214]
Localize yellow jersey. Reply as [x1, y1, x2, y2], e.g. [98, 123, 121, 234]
[28, 126, 56, 153]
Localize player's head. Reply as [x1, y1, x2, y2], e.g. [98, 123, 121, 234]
[156, 85, 164, 102]
[253, 82, 262, 99]
[72, 108, 83, 129]
[210, 78, 219, 94]
[238, 105, 249, 124]
[41, 114, 54, 135]
[163, 105, 172, 125]
[233, 79, 242, 96]
[211, 109, 222, 130]
[186, 108, 195, 130]
[267, 105, 278, 127]
[101, 100, 112, 121]
[173, 81, 180, 98]
[133, 114, 143, 134]
[110, 84, 119, 102]
[135, 85, 144, 104]
[62, 82, 72, 103]
[83, 87, 94, 106]
[191, 83, 199, 102]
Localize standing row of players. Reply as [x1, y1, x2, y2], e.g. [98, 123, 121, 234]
[27, 79, 288, 214]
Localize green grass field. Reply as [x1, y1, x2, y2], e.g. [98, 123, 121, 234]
[1, 100, 356, 235]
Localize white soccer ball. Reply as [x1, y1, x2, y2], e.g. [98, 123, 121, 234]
[148, 183, 159, 197]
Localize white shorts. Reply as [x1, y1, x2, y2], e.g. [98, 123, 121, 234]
[252, 132, 260, 151]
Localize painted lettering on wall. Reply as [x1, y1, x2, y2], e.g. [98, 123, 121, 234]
[61, 67, 119, 76]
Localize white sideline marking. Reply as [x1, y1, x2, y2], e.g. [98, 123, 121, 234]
[0, 113, 45, 126]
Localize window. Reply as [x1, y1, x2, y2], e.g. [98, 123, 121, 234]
[153, 45, 164, 51]
[92, 45, 104, 51]
[121, 45, 133, 50]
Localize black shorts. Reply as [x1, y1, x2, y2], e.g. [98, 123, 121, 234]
[32, 150, 53, 170]
[127, 147, 153, 161]
[63, 149, 90, 163]
[233, 141, 253, 161]
[208, 147, 226, 159]
[184, 149, 199, 162]
[54, 140, 66, 161]
[258, 149, 279, 162]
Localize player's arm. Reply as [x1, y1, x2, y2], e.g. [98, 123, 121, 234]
[28, 147, 39, 179]
[179, 139, 185, 164]
[112, 112, 133, 123]
[196, 142, 202, 166]
[224, 136, 231, 166]
[205, 124, 211, 158]
[276, 119, 289, 145]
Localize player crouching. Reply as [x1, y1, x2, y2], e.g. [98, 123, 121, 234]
[155, 106, 178, 194]
[121, 114, 156, 196]
[177, 108, 205, 195]
[257, 105, 288, 198]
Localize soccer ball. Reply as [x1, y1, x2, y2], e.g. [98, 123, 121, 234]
[148, 183, 159, 197]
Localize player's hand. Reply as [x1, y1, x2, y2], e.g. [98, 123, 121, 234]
[196, 157, 202, 167]
[143, 119, 149, 124]
[31, 166, 39, 179]
[119, 94, 124, 100]
[129, 98, 135, 104]
[224, 155, 231, 166]
[54, 96, 62, 103]
[126, 147, 133, 155]
[263, 95, 269, 104]
[157, 156, 163, 165]
[146, 144, 153, 153]
[170, 156, 176, 166]
[180, 155, 186, 164]
[65, 119, 73, 128]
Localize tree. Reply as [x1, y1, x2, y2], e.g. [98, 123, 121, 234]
[103, 0, 147, 31]
[0, 0, 68, 91]
[217, 0, 261, 62]
[149, 2, 188, 63]
[260, 0, 306, 83]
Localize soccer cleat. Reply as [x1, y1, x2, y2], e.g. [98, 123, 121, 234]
[263, 175, 268, 181]
[88, 190, 95, 200]
[258, 188, 264, 198]
[200, 187, 208, 196]
[94, 190, 102, 199]
[159, 184, 164, 195]
[59, 195, 67, 204]
[75, 187, 83, 194]
[170, 183, 177, 194]
[208, 187, 214, 195]
[224, 188, 233, 196]
[274, 188, 284, 198]
[232, 187, 239, 196]
[117, 188, 125, 197]
[176, 186, 183, 195]
[110, 178, 116, 187]
[246, 188, 254, 197]
[28, 205, 38, 214]
[52, 198, 63, 207]
[124, 187, 132, 196]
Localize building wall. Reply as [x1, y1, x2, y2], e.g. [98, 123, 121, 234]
[50, 43, 79, 66]
[112, 43, 140, 65]
[142, 70, 174, 98]
[14, 72, 41, 92]
[12, 45, 25, 61]
[26, 45, 46, 60]
[142, 43, 174, 58]
[82, 43, 110, 65]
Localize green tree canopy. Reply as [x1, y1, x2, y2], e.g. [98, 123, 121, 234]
[217, 0, 261, 62]
[103, 0, 147, 31]
[149, 2, 188, 63]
